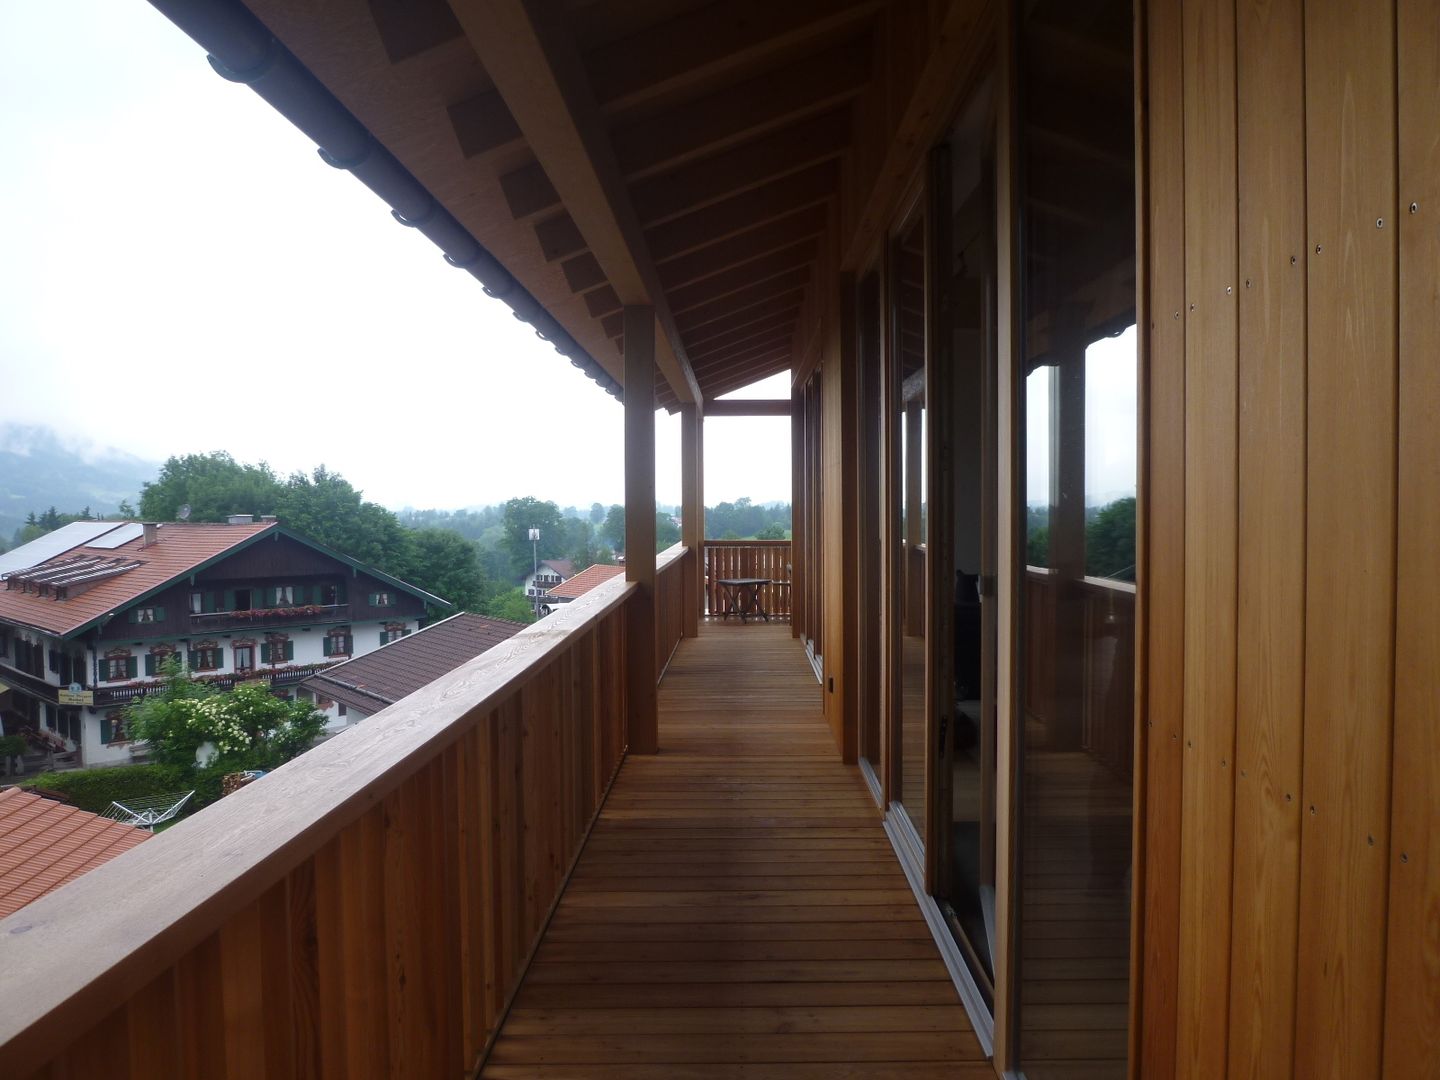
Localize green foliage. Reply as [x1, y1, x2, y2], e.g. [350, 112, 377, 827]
[588, 502, 605, 525]
[754, 523, 787, 540]
[655, 511, 681, 551]
[399, 529, 495, 618]
[0, 734, 26, 758]
[600, 504, 625, 552]
[501, 497, 566, 579]
[24, 763, 190, 814]
[704, 498, 791, 540]
[1085, 496, 1136, 581]
[139, 452, 282, 523]
[123, 663, 326, 808]
[484, 587, 537, 624]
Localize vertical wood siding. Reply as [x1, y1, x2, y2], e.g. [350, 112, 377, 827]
[1140, 0, 1431, 1074]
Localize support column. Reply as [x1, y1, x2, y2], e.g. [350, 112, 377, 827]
[624, 306, 658, 754]
[681, 402, 704, 635]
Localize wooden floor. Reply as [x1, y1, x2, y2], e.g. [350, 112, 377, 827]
[480, 620, 990, 1078]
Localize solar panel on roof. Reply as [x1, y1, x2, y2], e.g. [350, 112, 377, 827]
[87, 523, 145, 549]
[0, 521, 122, 576]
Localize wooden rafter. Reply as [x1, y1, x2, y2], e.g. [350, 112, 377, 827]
[448, 0, 701, 405]
[656, 205, 827, 291]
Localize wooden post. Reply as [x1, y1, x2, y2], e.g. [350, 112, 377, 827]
[680, 402, 703, 635]
[624, 306, 658, 754]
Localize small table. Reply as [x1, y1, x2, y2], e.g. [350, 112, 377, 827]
[717, 578, 771, 623]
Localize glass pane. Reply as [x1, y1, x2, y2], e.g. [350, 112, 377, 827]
[1015, 0, 1136, 1075]
[938, 82, 1001, 996]
[892, 201, 928, 844]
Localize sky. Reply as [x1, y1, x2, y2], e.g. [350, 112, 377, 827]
[0, 1, 793, 513]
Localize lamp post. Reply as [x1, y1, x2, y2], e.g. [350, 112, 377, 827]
[529, 528, 541, 617]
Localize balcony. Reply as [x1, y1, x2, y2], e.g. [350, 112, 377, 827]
[0, 546, 980, 1076]
[188, 603, 350, 633]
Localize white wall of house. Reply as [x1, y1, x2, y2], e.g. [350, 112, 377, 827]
[522, 565, 569, 597]
[75, 617, 418, 766]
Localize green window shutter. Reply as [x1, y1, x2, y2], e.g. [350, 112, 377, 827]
[154, 606, 165, 621]
[292, 585, 306, 605]
[322, 637, 333, 657]
[100, 715, 112, 743]
[127, 609, 137, 624]
[204, 591, 216, 613]
[223, 590, 235, 611]
[285, 641, 295, 661]
[187, 650, 198, 668]
[368, 593, 378, 607]
[145, 654, 156, 677]
[125, 657, 138, 679]
[337, 583, 347, 604]
[260, 643, 271, 664]
[380, 630, 388, 646]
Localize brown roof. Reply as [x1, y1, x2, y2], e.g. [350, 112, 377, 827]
[545, 563, 625, 601]
[0, 787, 151, 919]
[539, 559, 575, 579]
[300, 612, 526, 713]
[0, 522, 274, 638]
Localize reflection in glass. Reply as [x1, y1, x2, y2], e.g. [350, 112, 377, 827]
[1015, 0, 1136, 1075]
[891, 202, 928, 845]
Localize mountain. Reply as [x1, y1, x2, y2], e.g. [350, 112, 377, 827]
[0, 424, 157, 542]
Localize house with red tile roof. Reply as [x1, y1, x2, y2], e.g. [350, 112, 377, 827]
[521, 558, 575, 603]
[539, 563, 626, 617]
[0, 519, 449, 767]
[0, 787, 151, 919]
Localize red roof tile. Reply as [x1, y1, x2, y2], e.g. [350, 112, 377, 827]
[0, 787, 151, 919]
[0, 522, 275, 638]
[545, 563, 625, 600]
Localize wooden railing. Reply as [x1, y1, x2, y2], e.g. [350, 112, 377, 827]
[0, 573, 639, 1078]
[1023, 568, 1136, 779]
[703, 539, 792, 618]
[655, 543, 689, 677]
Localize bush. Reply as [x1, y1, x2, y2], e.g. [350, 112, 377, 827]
[0, 735, 26, 758]
[25, 763, 190, 814]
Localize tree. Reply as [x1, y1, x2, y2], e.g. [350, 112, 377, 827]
[139, 452, 283, 522]
[125, 661, 326, 807]
[484, 587, 537, 624]
[655, 511, 681, 552]
[501, 497, 565, 579]
[600, 504, 626, 552]
[272, 467, 407, 571]
[401, 529, 494, 617]
[588, 502, 605, 525]
[754, 523, 787, 540]
[1085, 496, 1136, 581]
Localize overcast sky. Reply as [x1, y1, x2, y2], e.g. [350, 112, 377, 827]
[0, 1, 792, 512]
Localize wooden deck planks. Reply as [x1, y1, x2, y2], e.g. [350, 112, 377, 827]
[480, 621, 985, 1076]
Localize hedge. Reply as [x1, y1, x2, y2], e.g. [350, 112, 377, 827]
[24, 764, 191, 815]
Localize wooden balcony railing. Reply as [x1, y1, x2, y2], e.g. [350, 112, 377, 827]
[655, 543, 689, 676]
[1022, 567, 1136, 779]
[702, 538, 792, 618]
[0, 561, 659, 1078]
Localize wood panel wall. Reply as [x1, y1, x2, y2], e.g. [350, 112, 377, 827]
[1137, 0, 1438, 1074]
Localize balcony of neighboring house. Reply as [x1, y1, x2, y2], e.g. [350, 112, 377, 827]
[0, 546, 988, 1078]
[187, 602, 351, 633]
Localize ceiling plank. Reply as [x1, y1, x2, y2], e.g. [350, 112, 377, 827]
[449, 0, 700, 406]
[700, 356, 795, 399]
[645, 161, 838, 263]
[667, 240, 818, 314]
[682, 291, 806, 346]
[674, 267, 812, 335]
[690, 326, 794, 365]
[656, 205, 827, 291]
[691, 340, 793, 377]
[630, 108, 852, 227]
[685, 310, 799, 358]
[583, 0, 881, 113]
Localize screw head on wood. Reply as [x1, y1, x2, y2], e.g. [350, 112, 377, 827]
[1315, 244, 1323, 253]
[1226, 286, 1233, 295]
[1401, 853, 1410, 863]
[1377, 218, 1385, 228]
[1410, 202, 1419, 214]
[1245, 279, 1252, 289]
[1290, 255, 1298, 265]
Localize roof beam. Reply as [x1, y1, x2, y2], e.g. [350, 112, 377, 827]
[584, 0, 881, 113]
[610, 36, 872, 179]
[448, 0, 700, 406]
[682, 291, 807, 346]
[703, 399, 792, 418]
[667, 239, 819, 314]
[656, 205, 828, 291]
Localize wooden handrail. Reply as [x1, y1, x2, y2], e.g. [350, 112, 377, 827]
[0, 575, 637, 1076]
[655, 544, 690, 678]
[702, 540, 793, 617]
